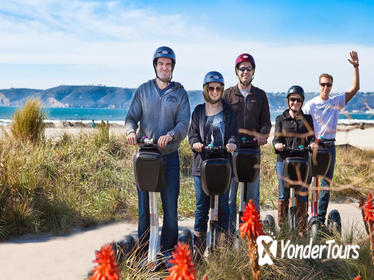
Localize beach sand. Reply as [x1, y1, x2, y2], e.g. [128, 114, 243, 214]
[1, 122, 373, 150]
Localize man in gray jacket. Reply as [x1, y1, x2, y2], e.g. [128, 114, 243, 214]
[125, 46, 190, 261]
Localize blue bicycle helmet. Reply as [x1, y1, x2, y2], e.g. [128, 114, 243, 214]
[153, 46, 176, 68]
[203, 71, 224, 104]
[203, 71, 224, 87]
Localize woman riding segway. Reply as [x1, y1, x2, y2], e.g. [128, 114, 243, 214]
[188, 71, 238, 261]
[273, 85, 317, 236]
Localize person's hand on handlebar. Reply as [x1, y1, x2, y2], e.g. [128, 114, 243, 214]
[274, 143, 285, 152]
[226, 143, 237, 153]
[127, 132, 137, 145]
[254, 136, 267, 145]
[158, 134, 173, 149]
[193, 142, 204, 153]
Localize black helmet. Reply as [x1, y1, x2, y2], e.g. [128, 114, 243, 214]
[287, 85, 305, 101]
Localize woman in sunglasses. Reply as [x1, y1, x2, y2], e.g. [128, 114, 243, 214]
[272, 85, 317, 236]
[188, 71, 238, 260]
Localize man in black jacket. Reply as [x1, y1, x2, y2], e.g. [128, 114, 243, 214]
[223, 53, 271, 235]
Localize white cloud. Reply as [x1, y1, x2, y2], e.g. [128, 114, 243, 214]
[0, 0, 373, 92]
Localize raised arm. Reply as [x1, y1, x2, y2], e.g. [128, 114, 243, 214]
[345, 51, 360, 104]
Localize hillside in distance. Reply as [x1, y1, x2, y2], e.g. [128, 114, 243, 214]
[0, 85, 373, 112]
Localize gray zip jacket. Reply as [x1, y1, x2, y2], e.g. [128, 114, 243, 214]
[125, 79, 190, 155]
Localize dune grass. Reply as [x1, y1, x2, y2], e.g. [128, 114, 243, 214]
[1, 131, 373, 240]
[0, 133, 137, 238]
[1, 120, 374, 279]
[10, 98, 45, 143]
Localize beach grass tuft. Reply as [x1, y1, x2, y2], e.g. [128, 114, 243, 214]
[10, 98, 45, 143]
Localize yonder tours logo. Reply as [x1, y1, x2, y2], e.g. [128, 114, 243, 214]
[257, 235, 360, 266]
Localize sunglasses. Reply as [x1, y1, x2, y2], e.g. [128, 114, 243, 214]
[289, 97, 303, 103]
[238, 66, 253, 72]
[320, 83, 332, 87]
[208, 86, 223, 93]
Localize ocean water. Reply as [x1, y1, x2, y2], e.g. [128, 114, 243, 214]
[0, 106, 373, 126]
[0, 107, 127, 126]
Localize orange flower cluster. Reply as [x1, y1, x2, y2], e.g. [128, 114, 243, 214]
[90, 244, 119, 280]
[240, 199, 264, 241]
[166, 242, 196, 280]
[363, 192, 374, 267]
[364, 193, 374, 223]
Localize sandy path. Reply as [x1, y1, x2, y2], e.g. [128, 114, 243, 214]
[0, 202, 366, 280]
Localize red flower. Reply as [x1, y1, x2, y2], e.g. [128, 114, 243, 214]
[165, 242, 196, 280]
[90, 244, 119, 280]
[240, 199, 264, 241]
[364, 193, 374, 223]
[353, 276, 362, 280]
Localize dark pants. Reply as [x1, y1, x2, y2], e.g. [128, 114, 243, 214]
[228, 149, 261, 234]
[193, 176, 230, 233]
[318, 144, 336, 223]
[276, 161, 309, 202]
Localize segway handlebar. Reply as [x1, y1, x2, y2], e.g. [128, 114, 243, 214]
[203, 144, 228, 153]
[137, 136, 158, 145]
[281, 145, 311, 157]
[239, 137, 258, 149]
[316, 138, 334, 148]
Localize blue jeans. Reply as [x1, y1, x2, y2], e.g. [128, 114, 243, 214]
[228, 151, 260, 234]
[318, 144, 336, 223]
[276, 161, 308, 202]
[193, 176, 229, 233]
[137, 150, 180, 255]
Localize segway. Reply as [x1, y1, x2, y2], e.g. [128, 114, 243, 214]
[117, 136, 193, 267]
[130, 136, 165, 269]
[281, 145, 311, 234]
[233, 137, 275, 233]
[309, 139, 341, 238]
[201, 144, 232, 252]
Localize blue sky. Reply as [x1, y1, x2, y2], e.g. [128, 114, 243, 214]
[0, 0, 373, 92]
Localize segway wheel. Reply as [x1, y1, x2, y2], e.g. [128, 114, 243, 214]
[288, 206, 297, 232]
[114, 235, 137, 263]
[263, 214, 276, 234]
[178, 229, 193, 253]
[327, 209, 342, 235]
[309, 216, 320, 240]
